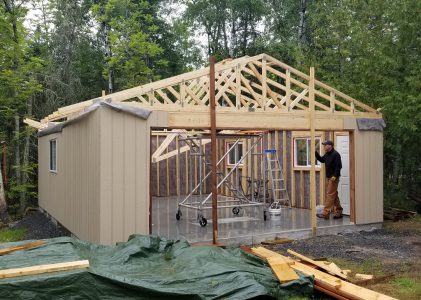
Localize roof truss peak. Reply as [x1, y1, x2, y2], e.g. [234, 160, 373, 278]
[40, 53, 379, 124]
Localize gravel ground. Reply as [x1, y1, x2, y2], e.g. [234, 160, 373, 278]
[266, 225, 421, 264]
[11, 210, 71, 240]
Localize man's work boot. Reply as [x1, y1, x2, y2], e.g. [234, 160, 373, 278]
[316, 214, 329, 219]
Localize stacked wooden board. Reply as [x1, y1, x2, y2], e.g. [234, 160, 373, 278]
[250, 246, 397, 300]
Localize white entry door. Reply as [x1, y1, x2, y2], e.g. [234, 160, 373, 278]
[336, 135, 350, 215]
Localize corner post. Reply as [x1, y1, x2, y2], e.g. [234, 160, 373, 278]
[309, 67, 317, 237]
[209, 56, 218, 244]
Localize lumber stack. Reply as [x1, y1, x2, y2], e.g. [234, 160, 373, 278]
[250, 246, 397, 300]
[384, 207, 417, 221]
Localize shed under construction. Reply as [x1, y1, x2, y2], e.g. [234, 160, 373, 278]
[26, 54, 385, 245]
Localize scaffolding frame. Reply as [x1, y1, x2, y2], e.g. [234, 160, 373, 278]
[175, 132, 268, 226]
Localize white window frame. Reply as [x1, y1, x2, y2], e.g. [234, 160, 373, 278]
[293, 137, 321, 168]
[49, 139, 57, 172]
[226, 141, 244, 167]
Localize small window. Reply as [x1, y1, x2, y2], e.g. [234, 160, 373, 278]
[226, 142, 244, 166]
[49, 139, 57, 172]
[294, 138, 321, 167]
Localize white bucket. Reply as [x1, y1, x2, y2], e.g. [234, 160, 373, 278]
[316, 205, 325, 215]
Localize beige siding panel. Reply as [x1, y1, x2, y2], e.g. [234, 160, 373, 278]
[38, 110, 101, 243]
[355, 130, 383, 224]
[99, 108, 155, 244]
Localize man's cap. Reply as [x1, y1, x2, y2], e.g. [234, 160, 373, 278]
[322, 140, 334, 146]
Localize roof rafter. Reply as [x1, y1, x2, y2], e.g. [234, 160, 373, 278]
[37, 53, 379, 126]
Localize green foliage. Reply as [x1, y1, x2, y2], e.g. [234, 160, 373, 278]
[0, 228, 26, 242]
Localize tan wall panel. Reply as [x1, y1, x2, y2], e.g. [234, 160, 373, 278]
[355, 130, 383, 224]
[99, 108, 152, 244]
[38, 110, 101, 242]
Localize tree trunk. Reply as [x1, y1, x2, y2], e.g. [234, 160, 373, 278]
[0, 159, 8, 225]
[20, 97, 32, 215]
[298, 0, 307, 45]
[229, 14, 236, 57]
[104, 23, 114, 93]
[14, 114, 21, 195]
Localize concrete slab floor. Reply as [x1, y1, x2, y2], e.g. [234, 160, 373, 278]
[151, 195, 365, 246]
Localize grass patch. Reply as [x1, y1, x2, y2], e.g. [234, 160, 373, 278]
[377, 277, 421, 300]
[0, 228, 26, 243]
[329, 257, 385, 277]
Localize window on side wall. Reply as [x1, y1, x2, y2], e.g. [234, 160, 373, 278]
[294, 137, 321, 167]
[226, 142, 244, 167]
[49, 139, 57, 172]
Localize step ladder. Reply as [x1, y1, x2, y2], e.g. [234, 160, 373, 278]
[264, 149, 290, 215]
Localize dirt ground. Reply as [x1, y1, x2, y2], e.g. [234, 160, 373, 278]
[10, 211, 421, 299]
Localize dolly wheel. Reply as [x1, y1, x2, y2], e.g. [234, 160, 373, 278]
[263, 211, 267, 221]
[176, 210, 182, 220]
[199, 216, 207, 227]
[232, 207, 240, 215]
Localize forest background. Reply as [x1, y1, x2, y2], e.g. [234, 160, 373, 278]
[0, 0, 419, 223]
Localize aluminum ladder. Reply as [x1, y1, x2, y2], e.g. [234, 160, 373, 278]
[264, 149, 290, 215]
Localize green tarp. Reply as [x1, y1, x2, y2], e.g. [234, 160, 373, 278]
[0, 235, 313, 299]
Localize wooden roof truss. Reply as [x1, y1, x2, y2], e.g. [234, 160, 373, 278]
[26, 54, 380, 130]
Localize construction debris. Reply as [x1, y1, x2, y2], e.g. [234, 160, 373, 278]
[0, 260, 89, 279]
[250, 246, 398, 300]
[287, 249, 348, 280]
[355, 274, 374, 280]
[261, 238, 294, 245]
[384, 207, 417, 221]
[0, 241, 47, 256]
[354, 274, 395, 287]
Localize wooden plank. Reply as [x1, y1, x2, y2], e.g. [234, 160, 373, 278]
[0, 260, 89, 279]
[320, 132, 326, 205]
[246, 64, 283, 109]
[176, 136, 180, 196]
[241, 74, 263, 107]
[287, 249, 348, 280]
[267, 256, 300, 283]
[23, 118, 48, 130]
[251, 247, 397, 300]
[151, 131, 179, 162]
[289, 89, 308, 109]
[156, 135, 160, 196]
[282, 131, 287, 188]
[261, 238, 294, 245]
[154, 139, 211, 163]
[286, 69, 291, 109]
[309, 67, 317, 237]
[166, 147, 170, 196]
[0, 241, 47, 256]
[262, 56, 267, 107]
[300, 170, 304, 208]
[235, 64, 241, 109]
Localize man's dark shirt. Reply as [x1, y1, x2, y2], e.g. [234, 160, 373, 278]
[315, 149, 342, 178]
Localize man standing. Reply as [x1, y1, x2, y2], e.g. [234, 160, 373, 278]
[315, 140, 343, 219]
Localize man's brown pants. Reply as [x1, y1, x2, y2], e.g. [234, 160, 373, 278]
[323, 178, 343, 217]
